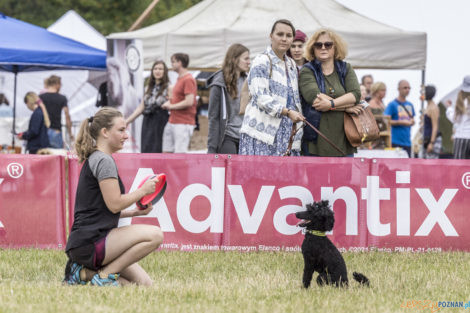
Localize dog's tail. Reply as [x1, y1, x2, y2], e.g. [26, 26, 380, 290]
[352, 272, 370, 286]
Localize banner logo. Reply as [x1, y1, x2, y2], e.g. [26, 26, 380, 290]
[7, 163, 23, 179]
[462, 172, 470, 189]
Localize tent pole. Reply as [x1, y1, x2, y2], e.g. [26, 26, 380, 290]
[128, 0, 160, 31]
[11, 66, 18, 149]
[421, 69, 426, 112]
[419, 69, 426, 159]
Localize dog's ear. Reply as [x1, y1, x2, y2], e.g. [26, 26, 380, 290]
[320, 200, 330, 209]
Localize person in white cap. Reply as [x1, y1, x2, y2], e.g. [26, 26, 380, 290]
[445, 75, 470, 159]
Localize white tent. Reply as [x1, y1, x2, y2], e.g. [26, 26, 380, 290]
[109, 0, 427, 70]
[47, 10, 107, 123]
[48, 10, 106, 51]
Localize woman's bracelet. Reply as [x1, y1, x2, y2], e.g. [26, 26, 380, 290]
[330, 100, 336, 110]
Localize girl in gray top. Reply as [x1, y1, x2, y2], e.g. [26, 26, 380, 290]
[207, 44, 251, 154]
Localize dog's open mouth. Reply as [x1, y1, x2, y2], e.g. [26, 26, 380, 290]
[296, 219, 311, 227]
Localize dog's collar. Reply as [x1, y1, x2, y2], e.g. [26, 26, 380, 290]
[306, 230, 326, 237]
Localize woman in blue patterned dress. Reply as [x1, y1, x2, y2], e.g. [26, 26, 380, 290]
[239, 19, 304, 156]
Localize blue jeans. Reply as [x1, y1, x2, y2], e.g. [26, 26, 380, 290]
[47, 128, 63, 149]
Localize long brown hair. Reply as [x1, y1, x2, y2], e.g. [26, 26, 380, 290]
[145, 60, 170, 98]
[75, 107, 123, 163]
[454, 90, 470, 121]
[222, 44, 249, 99]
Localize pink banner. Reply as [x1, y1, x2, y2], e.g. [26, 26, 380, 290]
[68, 154, 228, 250]
[0, 155, 66, 248]
[66, 154, 470, 252]
[366, 158, 470, 252]
[221, 155, 369, 252]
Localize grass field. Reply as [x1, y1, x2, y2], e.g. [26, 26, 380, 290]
[0, 249, 469, 313]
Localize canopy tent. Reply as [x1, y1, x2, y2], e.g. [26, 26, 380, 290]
[0, 13, 105, 72]
[0, 13, 106, 147]
[48, 10, 106, 51]
[47, 10, 107, 122]
[109, 0, 427, 70]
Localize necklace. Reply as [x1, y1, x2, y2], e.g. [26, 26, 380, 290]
[323, 73, 335, 96]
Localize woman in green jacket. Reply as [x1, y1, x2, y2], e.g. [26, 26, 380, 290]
[299, 28, 363, 157]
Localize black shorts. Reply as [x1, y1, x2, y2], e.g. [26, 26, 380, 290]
[66, 236, 107, 271]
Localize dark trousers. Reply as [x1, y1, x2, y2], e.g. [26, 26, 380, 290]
[219, 135, 239, 154]
[141, 109, 169, 153]
[301, 140, 313, 156]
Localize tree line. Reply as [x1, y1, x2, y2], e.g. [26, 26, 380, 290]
[1, 0, 203, 35]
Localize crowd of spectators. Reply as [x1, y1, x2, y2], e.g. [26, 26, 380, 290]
[11, 21, 469, 159]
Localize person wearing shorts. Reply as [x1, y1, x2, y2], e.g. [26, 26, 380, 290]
[64, 107, 163, 287]
[161, 53, 197, 153]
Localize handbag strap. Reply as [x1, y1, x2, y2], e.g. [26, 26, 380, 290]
[303, 118, 346, 156]
[284, 123, 302, 156]
[284, 119, 346, 156]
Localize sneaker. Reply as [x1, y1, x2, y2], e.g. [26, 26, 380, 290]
[90, 273, 120, 286]
[64, 263, 87, 285]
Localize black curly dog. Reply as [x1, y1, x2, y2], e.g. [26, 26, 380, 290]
[295, 200, 369, 288]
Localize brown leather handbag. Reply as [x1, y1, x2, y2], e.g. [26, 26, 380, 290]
[343, 107, 380, 147]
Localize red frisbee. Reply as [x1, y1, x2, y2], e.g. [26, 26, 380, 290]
[136, 173, 167, 210]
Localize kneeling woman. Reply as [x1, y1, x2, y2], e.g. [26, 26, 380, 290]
[64, 107, 163, 286]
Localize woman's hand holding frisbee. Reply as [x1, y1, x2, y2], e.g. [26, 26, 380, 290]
[134, 203, 153, 215]
[136, 173, 167, 210]
[141, 177, 159, 195]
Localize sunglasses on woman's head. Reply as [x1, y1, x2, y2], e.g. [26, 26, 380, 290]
[313, 41, 334, 50]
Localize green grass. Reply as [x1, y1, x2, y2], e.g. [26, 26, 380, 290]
[0, 249, 469, 313]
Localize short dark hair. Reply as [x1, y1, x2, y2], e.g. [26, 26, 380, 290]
[361, 75, 373, 84]
[46, 75, 61, 87]
[270, 19, 295, 37]
[425, 85, 436, 100]
[171, 53, 190, 68]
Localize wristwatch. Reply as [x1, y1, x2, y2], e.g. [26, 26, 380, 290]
[330, 99, 335, 110]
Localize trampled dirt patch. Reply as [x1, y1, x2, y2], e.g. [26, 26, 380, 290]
[189, 114, 208, 152]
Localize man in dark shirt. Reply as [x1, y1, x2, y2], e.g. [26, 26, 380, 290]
[40, 75, 73, 148]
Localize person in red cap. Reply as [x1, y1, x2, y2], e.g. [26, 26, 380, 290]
[287, 29, 308, 69]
